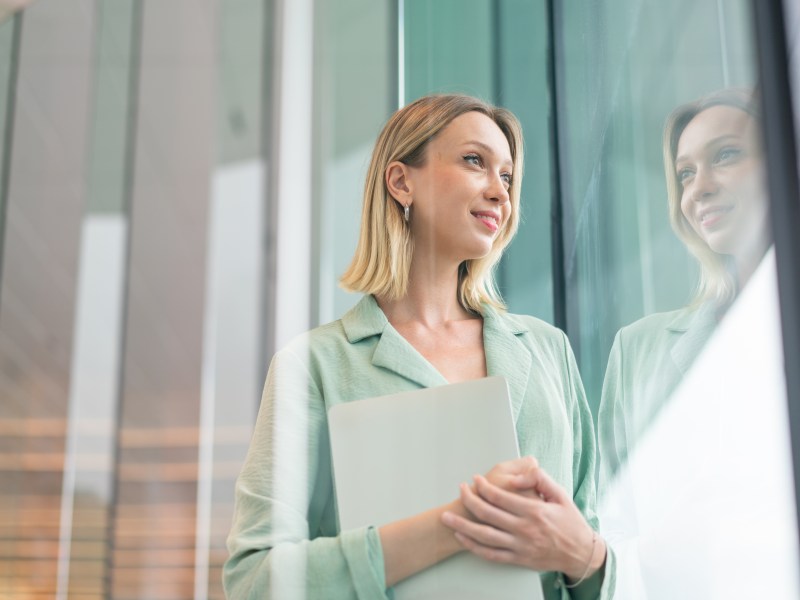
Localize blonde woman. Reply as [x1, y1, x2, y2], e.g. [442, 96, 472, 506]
[598, 88, 771, 488]
[224, 94, 611, 599]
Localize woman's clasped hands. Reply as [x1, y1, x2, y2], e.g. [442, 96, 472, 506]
[440, 456, 606, 584]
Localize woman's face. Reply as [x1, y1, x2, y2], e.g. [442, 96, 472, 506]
[404, 111, 513, 264]
[675, 105, 769, 260]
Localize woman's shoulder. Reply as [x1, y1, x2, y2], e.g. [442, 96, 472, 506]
[278, 319, 349, 358]
[616, 305, 701, 343]
[277, 296, 385, 364]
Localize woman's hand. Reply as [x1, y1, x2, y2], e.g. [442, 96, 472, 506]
[482, 456, 543, 497]
[440, 460, 606, 582]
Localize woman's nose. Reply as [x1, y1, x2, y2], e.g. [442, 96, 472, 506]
[691, 166, 719, 200]
[486, 173, 510, 204]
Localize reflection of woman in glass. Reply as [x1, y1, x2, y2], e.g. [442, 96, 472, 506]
[599, 88, 770, 487]
[224, 94, 612, 599]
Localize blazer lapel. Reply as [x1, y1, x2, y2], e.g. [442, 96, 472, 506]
[482, 305, 531, 420]
[372, 327, 449, 388]
[342, 295, 448, 388]
[668, 304, 718, 375]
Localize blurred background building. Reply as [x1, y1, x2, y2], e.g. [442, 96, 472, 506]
[0, 0, 798, 599]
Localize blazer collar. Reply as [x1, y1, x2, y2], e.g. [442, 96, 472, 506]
[481, 304, 532, 420]
[342, 295, 448, 388]
[341, 296, 532, 417]
[667, 303, 718, 375]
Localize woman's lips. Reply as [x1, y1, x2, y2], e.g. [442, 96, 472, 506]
[699, 205, 733, 229]
[471, 211, 499, 233]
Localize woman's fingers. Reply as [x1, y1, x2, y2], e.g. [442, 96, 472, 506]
[453, 531, 516, 564]
[459, 482, 519, 532]
[473, 474, 542, 517]
[440, 502, 516, 549]
[487, 456, 539, 483]
[525, 466, 570, 504]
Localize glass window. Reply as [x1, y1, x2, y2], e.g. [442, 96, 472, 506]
[554, 0, 796, 596]
[403, 0, 555, 322]
[2, 1, 798, 598]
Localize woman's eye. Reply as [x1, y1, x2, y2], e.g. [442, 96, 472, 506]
[677, 168, 695, 184]
[715, 146, 742, 164]
[501, 173, 512, 187]
[463, 154, 482, 167]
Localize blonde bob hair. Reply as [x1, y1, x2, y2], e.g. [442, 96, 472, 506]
[663, 88, 760, 306]
[340, 94, 524, 315]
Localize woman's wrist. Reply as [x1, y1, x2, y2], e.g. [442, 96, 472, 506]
[564, 530, 606, 586]
[436, 499, 470, 557]
[379, 499, 466, 587]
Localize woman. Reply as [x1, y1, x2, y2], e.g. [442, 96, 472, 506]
[598, 88, 770, 488]
[224, 94, 610, 599]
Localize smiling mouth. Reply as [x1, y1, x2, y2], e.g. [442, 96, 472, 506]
[471, 212, 499, 233]
[699, 206, 733, 228]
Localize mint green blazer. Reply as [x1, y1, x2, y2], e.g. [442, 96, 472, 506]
[598, 304, 717, 492]
[224, 295, 612, 600]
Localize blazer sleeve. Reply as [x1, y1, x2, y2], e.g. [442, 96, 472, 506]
[597, 329, 629, 496]
[223, 344, 390, 600]
[559, 331, 617, 600]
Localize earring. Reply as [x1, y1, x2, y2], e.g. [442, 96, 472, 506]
[404, 204, 410, 222]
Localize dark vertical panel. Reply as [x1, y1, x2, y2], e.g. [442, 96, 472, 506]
[546, 0, 567, 332]
[0, 14, 22, 304]
[752, 0, 800, 565]
[403, 0, 494, 100]
[107, 1, 143, 598]
[389, 0, 399, 111]
[263, 0, 283, 371]
[258, 0, 275, 393]
[495, 0, 554, 321]
[260, 0, 276, 398]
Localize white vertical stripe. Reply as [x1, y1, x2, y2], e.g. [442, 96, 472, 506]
[57, 215, 127, 600]
[274, 0, 314, 351]
[194, 160, 266, 600]
[716, 0, 730, 87]
[271, 2, 314, 597]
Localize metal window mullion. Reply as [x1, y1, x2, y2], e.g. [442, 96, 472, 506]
[752, 0, 800, 570]
[545, 0, 568, 333]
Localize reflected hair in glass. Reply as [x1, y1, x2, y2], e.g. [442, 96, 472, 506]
[340, 94, 524, 314]
[662, 87, 760, 305]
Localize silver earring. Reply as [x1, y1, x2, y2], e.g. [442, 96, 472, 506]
[404, 204, 410, 222]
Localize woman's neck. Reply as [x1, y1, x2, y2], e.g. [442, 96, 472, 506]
[377, 255, 474, 327]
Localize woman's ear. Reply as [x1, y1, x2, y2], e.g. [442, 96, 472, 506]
[385, 161, 413, 206]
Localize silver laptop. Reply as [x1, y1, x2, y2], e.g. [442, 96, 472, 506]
[328, 375, 544, 600]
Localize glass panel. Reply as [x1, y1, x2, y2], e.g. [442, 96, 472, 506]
[403, 0, 554, 321]
[556, 0, 796, 596]
[312, 0, 395, 324]
[0, 2, 271, 599]
[557, 0, 758, 416]
[0, 15, 18, 257]
[59, 3, 137, 599]
[199, 3, 269, 598]
[0, 3, 96, 598]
